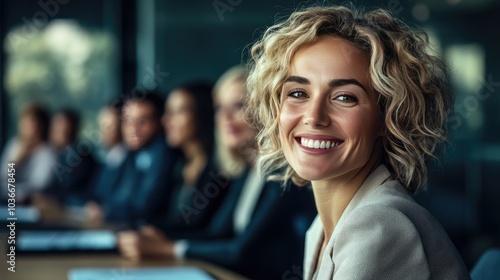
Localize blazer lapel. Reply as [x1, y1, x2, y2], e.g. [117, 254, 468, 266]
[304, 165, 393, 279]
[304, 215, 323, 280]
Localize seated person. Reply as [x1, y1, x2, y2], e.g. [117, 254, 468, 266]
[1, 104, 55, 204]
[39, 109, 97, 206]
[146, 80, 227, 231]
[245, 5, 469, 279]
[85, 101, 128, 222]
[118, 67, 317, 280]
[95, 92, 176, 223]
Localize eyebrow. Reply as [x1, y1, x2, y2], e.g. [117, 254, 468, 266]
[284, 75, 368, 93]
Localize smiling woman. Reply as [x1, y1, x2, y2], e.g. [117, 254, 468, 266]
[279, 36, 383, 184]
[246, 4, 470, 280]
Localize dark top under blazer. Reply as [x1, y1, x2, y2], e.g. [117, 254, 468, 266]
[149, 154, 229, 232]
[169, 169, 317, 280]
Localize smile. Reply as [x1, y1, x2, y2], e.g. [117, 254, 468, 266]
[297, 137, 343, 150]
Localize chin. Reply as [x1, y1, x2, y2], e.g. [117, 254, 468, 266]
[294, 165, 333, 182]
[226, 141, 241, 151]
[167, 140, 179, 148]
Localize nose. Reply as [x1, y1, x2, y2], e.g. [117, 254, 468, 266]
[302, 96, 330, 127]
[217, 106, 236, 120]
[130, 120, 142, 134]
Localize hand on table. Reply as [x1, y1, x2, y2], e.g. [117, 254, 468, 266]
[117, 226, 175, 260]
[84, 201, 104, 224]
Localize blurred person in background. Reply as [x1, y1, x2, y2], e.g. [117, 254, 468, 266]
[118, 67, 316, 280]
[92, 92, 175, 223]
[1, 104, 55, 204]
[143, 80, 227, 231]
[49, 109, 80, 152]
[37, 108, 97, 207]
[85, 100, 127, 222]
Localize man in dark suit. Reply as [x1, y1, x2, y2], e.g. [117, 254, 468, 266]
[96, 93, 175, 223]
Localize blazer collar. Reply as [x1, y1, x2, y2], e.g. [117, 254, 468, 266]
[304, 164, 392, 280]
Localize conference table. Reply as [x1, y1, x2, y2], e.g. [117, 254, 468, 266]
[0, 245, 247, 279]
[0, 205, 248, 280]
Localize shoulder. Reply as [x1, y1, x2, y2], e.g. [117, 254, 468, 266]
[331, 198, 431, 279]
[334, 200, 426, 253]
[330, 181, 469, 279]
[334, 180, 445, 254]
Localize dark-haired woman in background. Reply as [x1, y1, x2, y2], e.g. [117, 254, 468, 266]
[1, 104, 55, 204]
[156, 80, 227, 230]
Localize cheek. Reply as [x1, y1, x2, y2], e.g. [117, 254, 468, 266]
[279, 104, 299, 136]
[179, 115, 197, 139]
[278, 105, 299, 153]
[122, 125, 130, 135]
[144, 124, 155, 135]
[341, 109, 382, 145]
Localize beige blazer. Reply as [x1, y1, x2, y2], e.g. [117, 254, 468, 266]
[304, 165, 470, 280]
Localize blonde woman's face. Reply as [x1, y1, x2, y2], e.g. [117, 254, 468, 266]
[279, 36, 383, 183]
[215, 80, 254, 150]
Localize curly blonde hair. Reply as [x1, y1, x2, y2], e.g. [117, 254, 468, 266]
[246, 5, 452, 193]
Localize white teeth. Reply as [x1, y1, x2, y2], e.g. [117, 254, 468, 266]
[300, 137, 340, 149]
[307, 139, 314, 148]
[313, 140, 320, 148]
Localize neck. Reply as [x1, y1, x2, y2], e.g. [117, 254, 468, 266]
[182, 140, 207, 164]
[243, 141, 258, 168]
[311, 146, 382, 241]
[181, 140, 208, 184]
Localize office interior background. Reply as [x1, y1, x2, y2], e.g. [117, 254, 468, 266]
[0, 0, 499, 268]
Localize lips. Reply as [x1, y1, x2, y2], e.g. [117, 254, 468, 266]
[295, 135, 344, 150]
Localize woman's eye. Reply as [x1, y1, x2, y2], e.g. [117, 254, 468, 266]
[233, 102, 244, 111]
[287, 90, 308, 99]
[335, 94, 358, 103]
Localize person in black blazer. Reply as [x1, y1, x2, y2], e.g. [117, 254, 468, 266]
[118, 66, 316, 280]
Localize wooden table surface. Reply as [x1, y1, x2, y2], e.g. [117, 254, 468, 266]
[0, 205, 248, 280]
[0, 236, 248, 280]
